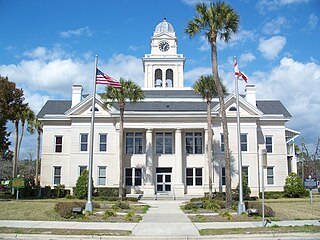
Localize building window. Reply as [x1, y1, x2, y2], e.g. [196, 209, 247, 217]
[98, 166, 106, 185]
[155, 69, 162, 87]
[55, 136, 62, 153]
[156, 132, 173, 154]
[166, 69, 173, 87]
[79, 166, 87, 176]
[220, 134, 224, 152]
[53, 166, 61, 185]
[185, 132, 203, 154]
[221, 167, 226, 186]
[99, 134, 107, 152]
[266, 136, 273, 153]
[186, 168, 203, 186]
[242, 166, 249, 184]
[267, 167, 274, 185]
[126, 132, 143, 154]
[80, 133, 88, 152]
[125, 168, 142, 186]
[241, 134, 248, 151]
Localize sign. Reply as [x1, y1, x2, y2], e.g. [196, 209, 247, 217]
[304, 178, 317, 189]
[11, 178, 25, 189]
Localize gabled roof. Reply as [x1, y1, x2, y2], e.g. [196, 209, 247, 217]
[37, 91, 292, 119]
[37, 100, 71, 118]
[256, 100, 292, 118]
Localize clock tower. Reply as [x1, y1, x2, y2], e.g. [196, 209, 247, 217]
[142, 18, 185, 88]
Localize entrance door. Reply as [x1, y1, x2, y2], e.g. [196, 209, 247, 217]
[156, 168, 172, 193]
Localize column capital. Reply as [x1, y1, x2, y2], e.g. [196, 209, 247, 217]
[146, 128, 153, 133]
[175, 128, 182, 133]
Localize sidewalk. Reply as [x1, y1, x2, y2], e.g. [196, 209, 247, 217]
[0, 200, 319, 238]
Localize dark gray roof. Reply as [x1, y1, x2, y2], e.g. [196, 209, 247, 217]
[143, 89, 203, 99]
[37, 100, 71, 118]
[256, 100, 292, 118]
[112, 101, 210, 112]
[37, 95, 292, 118]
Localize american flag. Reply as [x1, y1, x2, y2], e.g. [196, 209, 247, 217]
[234, 58, 248, 83]
[96, 68, 121, 88]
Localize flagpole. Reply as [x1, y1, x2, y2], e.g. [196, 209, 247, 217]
[235, 56, 246, 214]
[85, 55, 98, 212]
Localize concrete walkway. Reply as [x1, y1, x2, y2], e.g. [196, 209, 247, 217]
[132, 200, 199, 236]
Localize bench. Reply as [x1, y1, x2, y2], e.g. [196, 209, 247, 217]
[247, 208, 259, 217]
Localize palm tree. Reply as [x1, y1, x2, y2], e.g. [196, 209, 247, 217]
[185, 1, 239, 208]
[194, 75, 226, 199]
[18, 106, 35, 160]
[101, 78, 144, 199]
[28, 118, 43, 187]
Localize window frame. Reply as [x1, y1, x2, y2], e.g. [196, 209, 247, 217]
[126, 132, 143, 154]
[80, 133, 89, 152]
[55, 136, 63, 153]
[125, 167, 142, 186]
[220, 134, 224, 152]
[267, 166, 274, 185]
[221, 167, 226, 186]
[78, 165, 87, 176]
[186, 167, 203, 186]
[98, 166, 107, 186]
[266, 136, 273, 153]
[53, 166, 61, 185]
[185, 132, 203, 154]
[155, 132, 173, 154]
[99, 133, 107, 152]
[241, 133, 248, 152]
[242, 166, 249, 184]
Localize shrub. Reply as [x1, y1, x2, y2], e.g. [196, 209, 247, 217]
[95, 187, 119, 197]
[259, 191, 285, 199]
[203, 200, 222, 212]
[235, 171, 251, 200]
[103, 209, 117, 220]
[246, 201, 275, 217]
[219, 211, 232, 220]
[183, 202, 198, 210]
[284, 172, 308, 198]
[113, 202, 130, 210]
[52, 184, 66, 198]
[54, 201, 85, 218]
[74, 170, 94, 199]
[124, 210, 136, 221]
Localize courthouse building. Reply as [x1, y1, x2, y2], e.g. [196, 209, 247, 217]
[38, 19, 300, 198]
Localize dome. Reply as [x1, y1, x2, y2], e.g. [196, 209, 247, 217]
[155, 18, 174, 33]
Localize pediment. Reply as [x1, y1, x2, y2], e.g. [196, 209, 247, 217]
[153, 32, 176, 39]
[213, 93, 263, 117]
[65, 94, 115, 117]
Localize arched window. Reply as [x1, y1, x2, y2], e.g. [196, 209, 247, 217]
[155, 69, 162, 87]
[166, 69, 173, 87]
[229, 106, 237, 111]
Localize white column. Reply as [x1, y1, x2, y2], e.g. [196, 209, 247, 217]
[174, 128, 184, 198]
[144, 128, 154, 197]
[175, 128, 183, 184]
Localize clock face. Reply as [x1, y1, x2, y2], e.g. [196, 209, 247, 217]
[159, 41, 170, 52]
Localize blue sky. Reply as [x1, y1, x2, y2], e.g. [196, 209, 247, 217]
[0, 0, 319, 157]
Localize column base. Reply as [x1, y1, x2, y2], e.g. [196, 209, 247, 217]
[143, 184, 155, 198]
[173, 184, 185, 198]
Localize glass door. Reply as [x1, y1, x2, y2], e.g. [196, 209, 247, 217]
[156, 173, 171, 192]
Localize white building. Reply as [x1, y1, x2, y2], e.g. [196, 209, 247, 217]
[38, 19, 299, 198]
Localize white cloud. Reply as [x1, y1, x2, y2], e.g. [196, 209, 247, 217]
[258, 36, 286, 60]
[308, 13, 319, 29]
[59, 26, 93, 38]
[262, 17, 288, 35]
[254, 57, 320, 143]
[184, 66, 211, 85]
[257, 0, 311, 13]
[181, 0, 210, 6]
[239, 52, 256, 65]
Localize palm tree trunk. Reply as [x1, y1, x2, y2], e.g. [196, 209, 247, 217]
[211, 39, 232, 208]
[207, 100, 213, 200]
[18, 121, 25, 161]
[35, 129, 40, 186]
[12, 120, 19, 195]
[119, 106, 124, 200]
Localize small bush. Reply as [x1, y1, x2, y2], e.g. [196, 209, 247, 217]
[124, 210, 136, 221]
[103, 209, 117, 220]
[113, 202, 130, 209]
[246, 201, 275, 217]
[54, 202, 85, 218]
[235, 171, 251, 200]
[183, 202, 198, 210]
[219, 211, 232, 220]
[95, 187, 119, 197]
[203, 200, 222, 212]
[259, 191, 285, 199]
[284, 172, 308, 198]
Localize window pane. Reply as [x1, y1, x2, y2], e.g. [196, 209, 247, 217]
[53, 167, 61, 185]
[98, 167, 106, 185]
[195, 177, 202, 186]
[56, 136, 62, 144]
[55, 136, 62, 153]
[241, 134, 247, 151]
[186, 168, 193, 176]
[221, 167, 226, 185]
[125, 168, 133, 186]
[100, 134, 107, 152]
[55, 145, 62, 153]
[195, 168, 202, 176]
[135, 168, 142, 186]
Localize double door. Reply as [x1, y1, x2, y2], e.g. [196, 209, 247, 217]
[156, 168, 172, 193]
